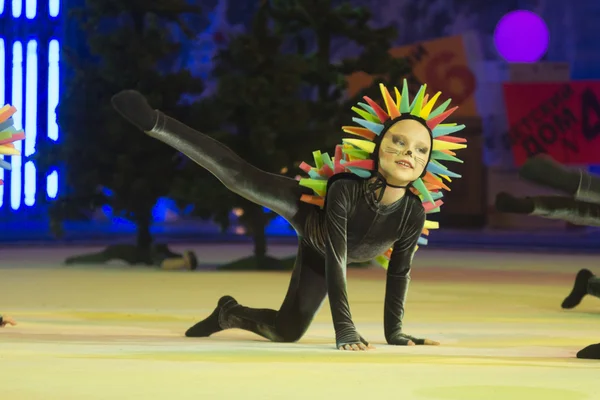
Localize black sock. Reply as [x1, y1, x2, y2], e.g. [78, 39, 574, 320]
[561, 269, 594, 309]
[519, 154, 579, 195]
[577, 343, 600, 360]
[111, 90, 158, 132]
[185, 296, 237, 337]
[494, 192, 534, 214]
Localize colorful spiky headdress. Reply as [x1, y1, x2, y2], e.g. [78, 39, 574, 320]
[0, 105, 25, 184]
[297, 79, 467, 269]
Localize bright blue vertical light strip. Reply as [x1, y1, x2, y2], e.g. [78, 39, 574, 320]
[12, 0, 21, 18]
[25, 0, 34, 19]
[11, 40, 22, 210]
[47, 39, 59, 198]
[0, 0, 5, 16]
[49, 0, 59, 17]
[0, 39, 4, 208]
[24, 39, 37, 206]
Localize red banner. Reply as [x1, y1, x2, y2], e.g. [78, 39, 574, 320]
[503, 81, 600, 165]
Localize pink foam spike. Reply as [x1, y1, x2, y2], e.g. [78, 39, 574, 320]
[299, 162, 312, 173]
[334, 145, 344, 174]
[343, 159, 375, 170]
[423, 199, 444, 212]
[426, 106, 459, 129]
[0, 132, 25, 146]
[363, 96, 390, 123]
[320, 164, 334, 177]
[435, 136, 467, 143]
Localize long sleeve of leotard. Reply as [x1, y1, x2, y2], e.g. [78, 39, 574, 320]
[324, 179, 362, 347]
[383, 208, 425, 345]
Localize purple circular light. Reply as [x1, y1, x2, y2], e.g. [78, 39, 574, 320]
[494, 10, 549, 63]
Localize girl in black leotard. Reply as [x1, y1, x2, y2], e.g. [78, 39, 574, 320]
[111, 79, 467, 351]
[495, 154, 600, 359]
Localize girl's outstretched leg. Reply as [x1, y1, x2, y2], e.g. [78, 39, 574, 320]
[185, 242, 327, 342]
[111, 90, 308, 231]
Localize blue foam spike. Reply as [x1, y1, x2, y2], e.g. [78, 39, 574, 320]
[426, 161, 461, 178]
[357, 102, 378, 116]
[0, 117, 15, 133]
[432, 124, 466, 138]
[322, 153, 334, 169]
[430, 191, 444, 200]
[0, 158, 12, 170]
[352, 117, 384, 135]
[346, 167, 372, 178]
[417, 236, 428, 246]
[308, 170, 322, 179]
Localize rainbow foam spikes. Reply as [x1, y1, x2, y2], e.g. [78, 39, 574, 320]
[298, 81, 467, 268]
[0, 105, 24, 183]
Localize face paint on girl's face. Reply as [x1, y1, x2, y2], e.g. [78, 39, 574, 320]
[377, 119, 431, 186]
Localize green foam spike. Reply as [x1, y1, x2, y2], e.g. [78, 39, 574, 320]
[400, 79, 410, 113]
[342, 148, 369, 159]
[412, 177, 434, 204]
[426, 207, 441, 214]
[428, 98, 452, 119]
[299, 178, 327, 193]
[352, 106, 379, 123]
[0, 126, 16, 140]
[312, 151, 324, 169]
[409, 85, 425, 114]
[375, 255, 389, 270]
[431, 150, 463, 163]
[322, 152, 334, 169]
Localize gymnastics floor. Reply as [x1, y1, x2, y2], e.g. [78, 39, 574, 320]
[1, 244, 599, 399]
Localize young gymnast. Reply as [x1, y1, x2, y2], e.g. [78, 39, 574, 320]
[112, 80, 467, 350]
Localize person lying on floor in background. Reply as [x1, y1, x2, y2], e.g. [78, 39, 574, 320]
[495, 154, 600, 360]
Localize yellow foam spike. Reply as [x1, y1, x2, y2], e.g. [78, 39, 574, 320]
[0, 145, 20, 156]
[312, 151, 324, 169]
[394, 87, 402, 111]
[432, 140, 467, 151]
[342, 138, 376, 153]
[424, 220, 439, 230]
[420, 91, 442, 119]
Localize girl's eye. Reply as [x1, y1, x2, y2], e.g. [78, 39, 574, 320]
[418, 148, 427, 154]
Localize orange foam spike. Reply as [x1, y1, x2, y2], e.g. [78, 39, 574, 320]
[439, 149, 456, 156]
[379, 84, 401, 119]
[426, 106, 459, 129]
[300, 194, 325, 208]
[384, 248, 393, 258]
[334, 145, 344, 174]
[421, 228, 430, 236]
[363, 96, 390, 123]
[0, 105, 17, 124]
[435, 136, 467, 143]
[342, 126, 377, 141]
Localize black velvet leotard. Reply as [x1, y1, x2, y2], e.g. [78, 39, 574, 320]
[302, 177, 425, 346]
[112, 91, 426, 348]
